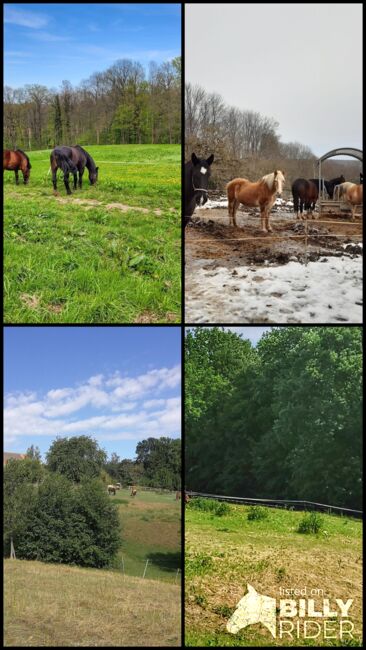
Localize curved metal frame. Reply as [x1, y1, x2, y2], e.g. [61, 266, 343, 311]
[317, 147, 363, 208]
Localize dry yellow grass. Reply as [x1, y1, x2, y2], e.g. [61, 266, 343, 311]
[4, 559, 181, 647]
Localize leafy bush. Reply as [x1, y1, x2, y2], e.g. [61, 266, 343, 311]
[297, 511, 323, 534]
[187, 498, 230, 516]
[247, 505, 269, 521]
[5, 473, 121, 568]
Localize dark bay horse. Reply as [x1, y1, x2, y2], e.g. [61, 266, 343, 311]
[184, 152, 214, 226]
[309, 175, 345, 199]
[50, 145, 98, 195]
[3, 149, 31, 184]
[291, 178, 319, 219]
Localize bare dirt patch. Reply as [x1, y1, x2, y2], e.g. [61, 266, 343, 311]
[186, 207, 362, 270]
[20, 293, 40, 310]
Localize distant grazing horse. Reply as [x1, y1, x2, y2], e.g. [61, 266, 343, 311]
[184, 493, 190, 504]
[184, 153, 214, 226]
[107, 485, 116, 495]
[130, 485, 137, 497]
[343, 183, 363, 221]
[227, 584, 276, 637]
[3, 149, 31, 184]
[291, 178, 318, 219]
[175, 491, 181, 500]
[227, 171, 285, 232]
[115, 483, 121, 490]
[50, 144, 98, 195]
[309, 175, 345, 199]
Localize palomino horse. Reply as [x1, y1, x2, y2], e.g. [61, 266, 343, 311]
[333, 181, 355, 201]
[291, 178, 318, 219]
[3, 149, 31, 184]
[107, 485, 116, 495]
[227, 584, 276, 637]
[342, 183, 363, 221]
[227, 171, 285, 232]
[50, 145, 98, 195]
[184, 153, 214, 226]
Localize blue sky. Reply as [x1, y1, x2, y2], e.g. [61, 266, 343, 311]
[4, 3, 181, 87]
[4, 327, 181, 460]
[185, 327, 272, 346]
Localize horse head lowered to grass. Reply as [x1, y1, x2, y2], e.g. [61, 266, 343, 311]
[3, 149, 31, 184]
[50, 145, 98, 195]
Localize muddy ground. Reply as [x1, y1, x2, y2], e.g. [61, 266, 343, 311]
[186, 205, 363, 270]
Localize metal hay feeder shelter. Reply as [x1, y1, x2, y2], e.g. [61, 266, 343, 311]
[317, 147, 363, 217]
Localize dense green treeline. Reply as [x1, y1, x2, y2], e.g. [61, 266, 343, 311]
[185, 327, 362, 510]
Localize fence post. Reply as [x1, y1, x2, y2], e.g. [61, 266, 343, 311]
[10, 536, 16, 560]
[121, 554, 125, 578]
[175, 568, 180, 584]
[142, 559, 149, 579]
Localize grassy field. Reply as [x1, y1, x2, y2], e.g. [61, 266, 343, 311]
[4, 145, 181, 323]
[185, 502, 362, 646]
[4, 559, 181, 647]
[112, 487, 181, 582]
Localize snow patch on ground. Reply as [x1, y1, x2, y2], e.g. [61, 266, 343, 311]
[186, 256, 362, 323]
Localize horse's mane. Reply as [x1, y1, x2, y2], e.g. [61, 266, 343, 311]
[15, 148, 31, 169]
[262, 171, 284, 189]
[74, 144, 96, 170]
[262, 172, 275, 188]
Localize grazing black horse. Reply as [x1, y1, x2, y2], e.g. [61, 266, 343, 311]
[184, 153, 214, 226]
[50, 145, 98, 195]
[292, 178, 319, 219]
[309, 175, 345, 199]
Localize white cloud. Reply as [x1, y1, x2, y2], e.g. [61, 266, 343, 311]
[4, 366, 181, 443]
[4, 7, 49, 29]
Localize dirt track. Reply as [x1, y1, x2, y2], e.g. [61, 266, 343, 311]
[186, 206, 363, 270]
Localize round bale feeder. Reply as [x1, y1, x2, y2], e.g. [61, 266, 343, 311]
[317, 147, 363, 218]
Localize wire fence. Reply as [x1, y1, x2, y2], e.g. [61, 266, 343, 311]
[186, 491, 363, 519]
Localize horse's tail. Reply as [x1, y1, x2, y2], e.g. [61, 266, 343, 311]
[15, 148, 31, 169]
[51, 149, 78, 175]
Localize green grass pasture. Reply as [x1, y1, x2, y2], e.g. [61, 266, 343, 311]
[4, 145, 181, 323]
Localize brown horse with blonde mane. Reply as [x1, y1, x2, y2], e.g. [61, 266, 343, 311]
[3, 149, 31, 184]
[227, 170, 285, 232]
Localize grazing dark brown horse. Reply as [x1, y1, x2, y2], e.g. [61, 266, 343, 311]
[185, 153, 214, 227]
[3, 149, 31, 184]
[291, 178, 319, 219]
[50, 145, 98, 195]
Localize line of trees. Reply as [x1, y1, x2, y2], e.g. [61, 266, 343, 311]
[185, 327, 362, 510]
[4, 57, 181, 150]
[185, 83, 361, 188]
[4, 434, 181, 566]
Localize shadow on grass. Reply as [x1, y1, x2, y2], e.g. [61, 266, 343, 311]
[148, 551, 181, 572]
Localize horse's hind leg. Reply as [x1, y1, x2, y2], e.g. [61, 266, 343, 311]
[231, 200, 239, 227]
[52, 168, 58, 194]
[265, 208, 273, 232]
[73, 172, 78, 190]
[15, 170, 19, 185]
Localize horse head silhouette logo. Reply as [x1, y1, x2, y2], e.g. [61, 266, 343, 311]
[227, 584, 276, 637]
